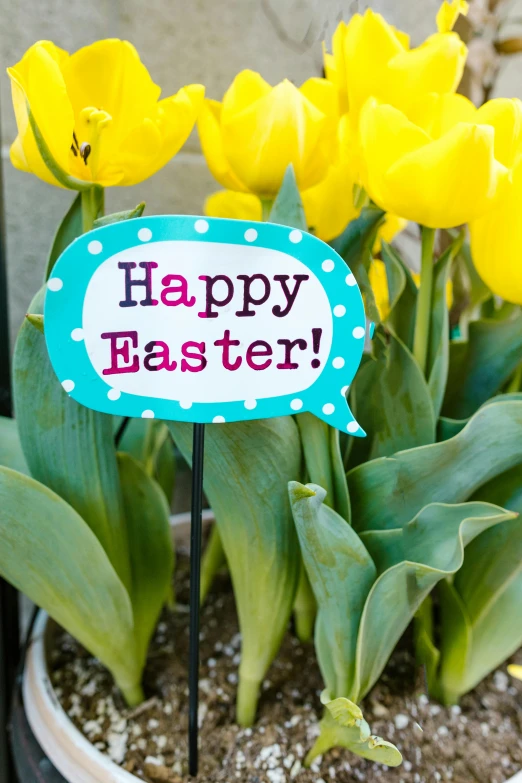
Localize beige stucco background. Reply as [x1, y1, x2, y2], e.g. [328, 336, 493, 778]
[1, 0, 521, 346]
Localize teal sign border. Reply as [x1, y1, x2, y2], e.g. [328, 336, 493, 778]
[44, 215, 367, 435]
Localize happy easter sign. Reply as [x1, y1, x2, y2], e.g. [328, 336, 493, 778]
[44, 216, 367, 435]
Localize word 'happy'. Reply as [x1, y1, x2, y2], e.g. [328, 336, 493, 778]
[101, 261, 324, 376]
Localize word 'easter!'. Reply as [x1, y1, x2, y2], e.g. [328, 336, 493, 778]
[101, 261, 325, 376]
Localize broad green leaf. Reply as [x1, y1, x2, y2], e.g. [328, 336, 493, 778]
[296, 413, 335, 508]
[413, 594, 441, 693]
[354, 502, 513, 699]
[45, 194, 82, 279]
[435, 580, 472, 704]
[348, 400, 522, 532]
[93, 203, 145, 229]
[0, 416, 28, 475]
[349, 327, 435, 461]
[329, 424, 351, 523]
[13, 287, 131, 591]
[118, 453, 174, 669]
[381, 241, 418, 351]
[289, 482, 376, 700]
[443, 310, 522, 419]
[438, 393, 522, 442]
[268, 165, 307, 230]
[169, 418, 301, 726]
[118, 418, 176, 502]
[0, 466, 142, 704]
[200, 525, 226, 604]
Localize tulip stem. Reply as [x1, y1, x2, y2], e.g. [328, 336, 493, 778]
[261, 199, 274, 222]
[413, 227, 436, 375]
[81, 186, 104, 233]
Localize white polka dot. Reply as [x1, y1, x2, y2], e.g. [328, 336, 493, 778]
[180, 400, 192, 410]
[322, 403, 335, 415]
[332, 357, 345, 369]
[322, 259, 335, 272]
[88, 240, 103, 255]
[347, 421, 360, 434]
[195, 219, 209, 234]
[352, 326, 365, 339]
[289, 229, 302, 244]
[244, 399, 257, 410]
[47, 277, 63, 292]
[290, 398, 303, 411]
[244, 228, 258, 242]
[138, 227, 152, 242]
[346, 273, 356, 286]
[341, 385, 349, 397]
[333, 305, 346, 317]
[71, 328, 84, 341]
[142, 409, 155, 419]
[213, 415, 226, 423]
[107, 388, 121, 401]
[61, 380, 75, 393]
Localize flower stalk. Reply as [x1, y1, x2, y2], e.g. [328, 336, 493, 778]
[413, 227, 437, 374]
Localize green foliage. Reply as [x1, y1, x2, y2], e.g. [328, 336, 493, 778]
[268, 165, 307, 230]
[0, 466, 143, 705]
[169, 418, 301, 726]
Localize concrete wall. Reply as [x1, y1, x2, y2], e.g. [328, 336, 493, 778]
[1, 0, 521, 345]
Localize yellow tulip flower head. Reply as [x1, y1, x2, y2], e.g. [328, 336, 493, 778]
[324, 8, 467, 123]
[198, 70, 338, 200]
[470, 153, 522, 304]
[8, 40, 204, 189]
[360, 94, 518, 229]
[436, 0, 469, 34]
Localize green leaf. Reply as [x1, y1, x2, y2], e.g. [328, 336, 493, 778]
[118, 453, 174, 669]
[45, 193, 82, 279]
[414, 594, 441, 694]
[0, 416, 28, 475]
[296, 413, 335, 508]
[0, 466, 142, 703]
[435, 580, 472, 704]
[94, 203, 146, 229]
[305, 711, 402, 769]
[169, 418, 301, 726]
[349, 326, 435, 460]
[355, 501, 513, 698]
[443, 310, 522, 419]
[25, 314, 44, 333]
[329, 424, 351, 523]
[268, 165, 307, 230]
[348, 400, 522, 532]
[289, 482, 376, 700]
[380, 241, 418, 351]
[13, 287, 131, 591]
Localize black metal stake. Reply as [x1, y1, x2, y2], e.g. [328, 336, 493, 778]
[188, 423, 205, 777]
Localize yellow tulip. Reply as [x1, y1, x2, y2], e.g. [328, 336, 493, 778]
[198, 70, 337, 199]
[359, 94, 516, 228]
[370, 258, 453, 322]
[508, 664, 522, 681]
[436, 0, 469, 34]
[470, 155, 522, 304]
[324, 9, 467, 122]
[8, 39, 204, 189]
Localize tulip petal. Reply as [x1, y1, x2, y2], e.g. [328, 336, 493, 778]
[302, 161, 359, 242]
[409, 93, 477, 139]
[198, 99, 248, 192]
[387, 33, 467, 112]
[119, 84, 204, 187]
[386, 123, 510, 228]
[221, 80, 335, 197]
[204, 190, 262, 221]
[63, 40, 161, 162]
[7, 42, 75, 187]
[299, 78, 338, 119]
[470, 157, 522, 304]
[476, 98, 522, 169]
[221, 69, 271, 123]
[360, 100, 430, 210]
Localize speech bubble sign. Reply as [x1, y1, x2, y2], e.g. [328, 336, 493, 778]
[44, 216, 368, 435]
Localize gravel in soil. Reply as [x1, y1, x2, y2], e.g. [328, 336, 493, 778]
[51, 557, 522, 783]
